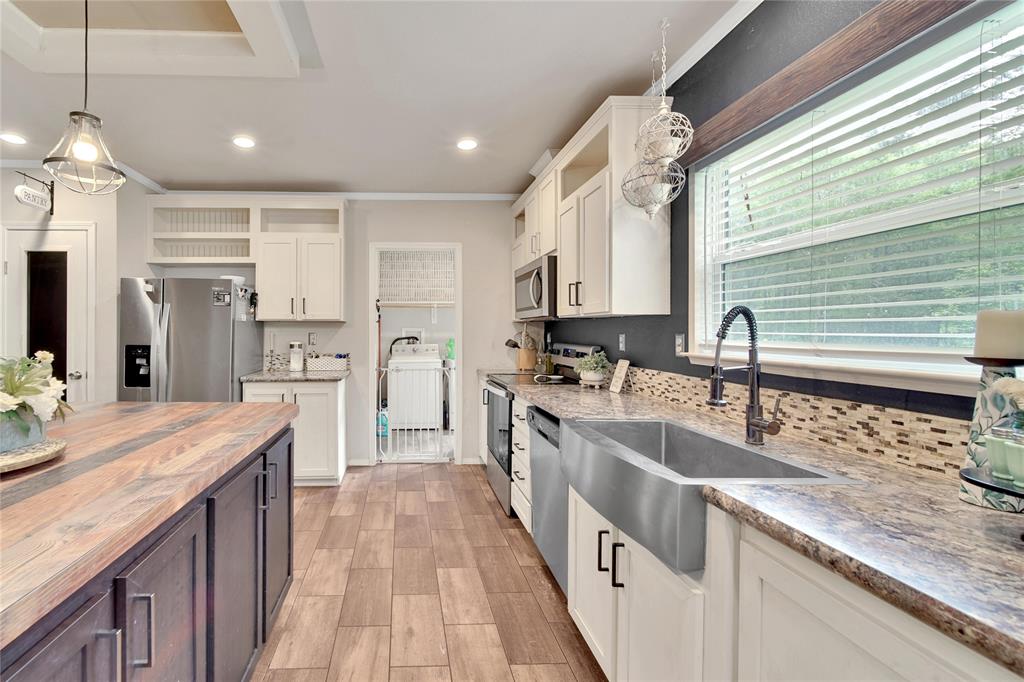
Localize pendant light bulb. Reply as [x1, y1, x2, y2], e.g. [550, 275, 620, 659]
[42, 0, 125, 195]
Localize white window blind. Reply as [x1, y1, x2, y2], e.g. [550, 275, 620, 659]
[378, 247, 456, 306]
[693, 4, 1024, 367]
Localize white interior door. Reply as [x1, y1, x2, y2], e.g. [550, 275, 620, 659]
[2, 225, 92, 404]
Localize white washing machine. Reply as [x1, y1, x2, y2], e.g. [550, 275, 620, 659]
[387, 343, 443, 429]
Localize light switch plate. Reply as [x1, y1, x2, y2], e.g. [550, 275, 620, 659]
[619, 333, 626, 352]
[675, 333, 686, 357]
[308, 331, 318, 346]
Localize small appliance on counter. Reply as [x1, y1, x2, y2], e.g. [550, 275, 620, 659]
[118, 277, 262, 402]
[289, 341, 304, 372]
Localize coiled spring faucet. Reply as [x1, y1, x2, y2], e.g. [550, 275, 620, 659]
[706, 305, 782, 445]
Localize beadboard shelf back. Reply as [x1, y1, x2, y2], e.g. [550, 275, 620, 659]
[145, 194, 345, 265]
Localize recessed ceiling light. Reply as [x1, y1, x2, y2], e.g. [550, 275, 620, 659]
[0, 132, 27, 145]
[232, 135, 256, 149]
[457, 138, 478, 151]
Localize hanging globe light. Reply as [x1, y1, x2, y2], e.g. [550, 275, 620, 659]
[636, 19, 694, 166]
[42, 0, 125, 195]
[621, 160, 686, 219]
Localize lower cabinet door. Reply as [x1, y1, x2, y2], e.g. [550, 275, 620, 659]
[116, 505, 207, 682]
[615, 534, 705, 682]
[292, 385, 336, 480]
[5, 591, 119, 681]
[264, 429, 294, 639]
[567, 487, 617, 679]
[208, 457, 265, 682]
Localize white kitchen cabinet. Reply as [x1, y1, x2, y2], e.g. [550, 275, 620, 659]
[557, 201, 580, 317]
[511, 235, 528, 272]
[568, 486, 707, 682]
[478, 379, 489, 465]
[568, 487, 618, 679]
[615, 531, 704, 682]
[511, 97, 671, 319]
[256, 236, 298, 319]
[578, 170, 611, 315]
[737, 526, 1016, 682]
[257, 235, 344, 321]
[298, 235, 342, 320]
[536, 171, 558, 256]
[242, 380, 346, 486]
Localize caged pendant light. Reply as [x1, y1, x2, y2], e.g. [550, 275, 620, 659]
[622, 19, 692, 218]
[43, 0, 126, 195]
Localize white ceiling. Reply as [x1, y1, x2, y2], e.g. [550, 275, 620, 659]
[11, 0, 241, 32]
[0, 1, 742, 193]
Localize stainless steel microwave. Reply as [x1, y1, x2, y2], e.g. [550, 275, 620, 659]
[514, 255, 557, 320]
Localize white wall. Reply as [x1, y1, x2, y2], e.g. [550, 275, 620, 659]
[0, 165, 125, 403]
[264, 199, 519, 464]
[381, 306, 456, 356]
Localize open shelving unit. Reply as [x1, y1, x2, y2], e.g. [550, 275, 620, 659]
[146, 195, 345, 266]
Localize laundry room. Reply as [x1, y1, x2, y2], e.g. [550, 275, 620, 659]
[373, 245, 460, 462]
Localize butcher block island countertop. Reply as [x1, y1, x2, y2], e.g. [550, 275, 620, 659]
[0, 400, 298, 652]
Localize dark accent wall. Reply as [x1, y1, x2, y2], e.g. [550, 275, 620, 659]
[547, 0, 974, 420]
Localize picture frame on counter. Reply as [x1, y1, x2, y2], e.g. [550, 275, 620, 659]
[609, 359, 631, 394]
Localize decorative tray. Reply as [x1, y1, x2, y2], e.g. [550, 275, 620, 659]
[0, 439, 67, 474]
[959, 467, 1024, 500]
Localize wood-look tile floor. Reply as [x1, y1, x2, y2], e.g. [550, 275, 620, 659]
[254, 463, 606, 682]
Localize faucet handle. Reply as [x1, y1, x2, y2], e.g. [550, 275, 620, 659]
[770, 395, 782, 421]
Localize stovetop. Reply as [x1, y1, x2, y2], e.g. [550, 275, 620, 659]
[487, 373, 578, 388]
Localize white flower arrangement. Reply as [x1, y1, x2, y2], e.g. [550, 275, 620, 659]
[0, 351, 72, 435]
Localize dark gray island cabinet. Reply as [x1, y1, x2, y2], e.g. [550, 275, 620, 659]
[2, 425, 294, 682]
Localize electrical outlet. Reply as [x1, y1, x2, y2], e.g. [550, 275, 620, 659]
[308, 331, 318, 346]
[618, 333, 626, 352]
[675, 333, 686, 357]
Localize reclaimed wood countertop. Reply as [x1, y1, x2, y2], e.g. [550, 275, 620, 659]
[0, 401, 297, 651]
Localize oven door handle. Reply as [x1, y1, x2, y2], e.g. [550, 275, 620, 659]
[485, 382, 511, 400]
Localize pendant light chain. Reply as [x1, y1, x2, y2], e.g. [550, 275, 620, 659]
[83, 0, 88, 111]
[660, 18, 669, 106]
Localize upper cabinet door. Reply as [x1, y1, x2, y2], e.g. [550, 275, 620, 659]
[557, 200, 580, 318]
[579, 170, 611, 316]
[524, 193, 539, 260]
[537, 173, 558, 256]
[256, 236, 298, 321]
[299, 235, 343, 321]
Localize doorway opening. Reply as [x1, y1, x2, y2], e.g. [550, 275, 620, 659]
[1, 223, 96, 405]
[369, 244, 462, 463]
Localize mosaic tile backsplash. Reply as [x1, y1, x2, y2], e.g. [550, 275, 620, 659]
[624, 367, 969, 479]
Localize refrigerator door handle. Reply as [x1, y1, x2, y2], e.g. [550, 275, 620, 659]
[153, 302, 171, 402]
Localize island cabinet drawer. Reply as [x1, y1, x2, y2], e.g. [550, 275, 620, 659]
[115, 504, 207, 682]
[4, 591, 119, 682]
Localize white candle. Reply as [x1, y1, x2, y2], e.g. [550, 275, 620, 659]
[974, 310, 1024, 359]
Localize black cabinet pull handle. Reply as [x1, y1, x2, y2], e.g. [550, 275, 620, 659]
[611, 542, 625, 588]
[290, 297, 294, 315]
[575, 281, 583, 306]
[597, 530, 610, 572]
[513, 470, 526, 481]
[269, 461, 279, 500]
[303, 297, 307, 315]
[131, 594, 155, 668]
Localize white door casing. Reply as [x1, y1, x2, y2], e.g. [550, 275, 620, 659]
[1, 223, 96, 404]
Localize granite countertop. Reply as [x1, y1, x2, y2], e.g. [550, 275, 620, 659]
[509, 383, 1024, 675]
[0, 401, 297, 650]
[242, 369, 351, 383]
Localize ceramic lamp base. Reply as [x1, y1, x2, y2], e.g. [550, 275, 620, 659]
[959, 365, 1024, 513]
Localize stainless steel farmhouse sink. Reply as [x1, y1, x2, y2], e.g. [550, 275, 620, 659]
[560, 418, 856, 572]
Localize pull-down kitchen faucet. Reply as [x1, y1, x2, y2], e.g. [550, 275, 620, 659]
[706, 305, 782, 445]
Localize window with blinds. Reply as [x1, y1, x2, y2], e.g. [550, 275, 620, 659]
[692, 4, 1024, 369]
[377, 247, 456, 306]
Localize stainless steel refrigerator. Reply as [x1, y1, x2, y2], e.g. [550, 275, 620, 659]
[118, 278, 262, 402]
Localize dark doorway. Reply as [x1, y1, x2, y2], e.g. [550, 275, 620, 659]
[27, 251, 67, 383]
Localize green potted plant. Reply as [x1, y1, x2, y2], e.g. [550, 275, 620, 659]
[577, 351, 612, 383]
[1, 351, 72, 453]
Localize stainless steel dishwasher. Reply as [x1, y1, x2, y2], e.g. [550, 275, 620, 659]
[527, 406, 567, 594]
